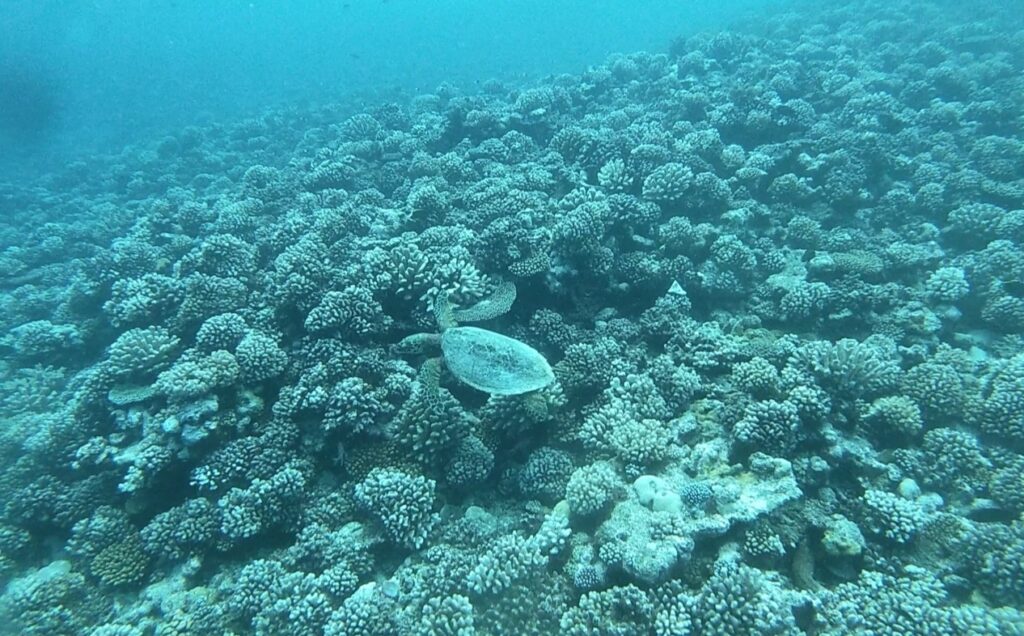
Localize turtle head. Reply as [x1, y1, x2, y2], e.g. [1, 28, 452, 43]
[394, 332, 442, 356]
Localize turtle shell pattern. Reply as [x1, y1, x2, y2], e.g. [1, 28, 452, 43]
[440, 326, 554, 395]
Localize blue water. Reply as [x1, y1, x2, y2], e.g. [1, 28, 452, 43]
[0, 0, 762, 181]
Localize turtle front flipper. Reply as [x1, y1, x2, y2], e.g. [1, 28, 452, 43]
[419, 357, 443, 397]
[452, 281, 517, 323]
[434, 289, 458, 331]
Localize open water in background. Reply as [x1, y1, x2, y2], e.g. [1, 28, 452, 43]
[0, 0, 764, 182]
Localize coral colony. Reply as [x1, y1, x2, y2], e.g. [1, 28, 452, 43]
[1, 1, 1023, 634]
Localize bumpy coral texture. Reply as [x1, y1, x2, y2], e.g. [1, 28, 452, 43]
[1, 0, 1023, 634]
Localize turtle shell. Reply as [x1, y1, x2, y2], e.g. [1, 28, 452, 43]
[440, 326, 554, 395]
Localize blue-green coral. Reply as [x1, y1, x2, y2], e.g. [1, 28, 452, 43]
[1, 0, 1024, 633]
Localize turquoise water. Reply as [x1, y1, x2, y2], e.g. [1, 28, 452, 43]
[1, 1, 1023, 634]
[0, 0, 761, 180]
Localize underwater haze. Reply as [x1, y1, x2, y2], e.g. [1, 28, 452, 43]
[0, 0, 762, 181]
[2, 0, 1024, 634]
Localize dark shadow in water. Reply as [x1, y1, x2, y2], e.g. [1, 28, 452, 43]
[0, 62, 61, 145]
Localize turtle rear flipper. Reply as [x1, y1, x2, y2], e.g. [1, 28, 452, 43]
[522, 391, 550, 418]
[452, 281, 517, 323]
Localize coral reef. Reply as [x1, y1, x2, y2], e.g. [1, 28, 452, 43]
[1, 0, 1023, 633]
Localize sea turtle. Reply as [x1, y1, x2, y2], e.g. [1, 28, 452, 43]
[396, 282, 554, 396]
